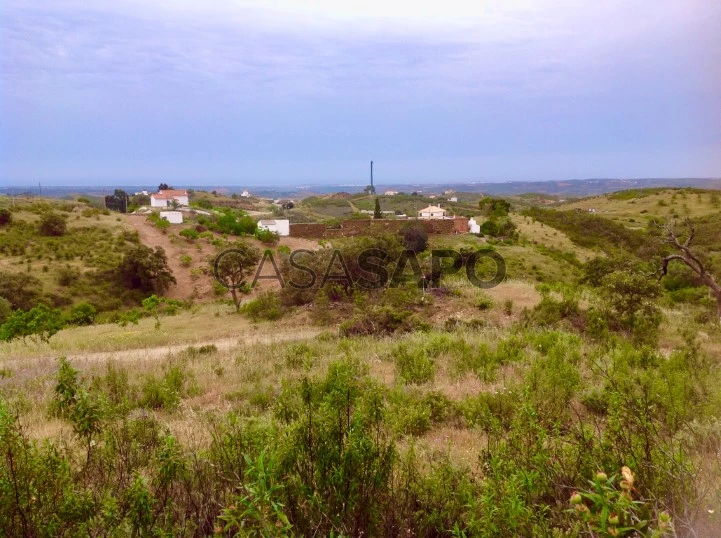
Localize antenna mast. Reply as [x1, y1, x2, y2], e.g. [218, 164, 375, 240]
[370, 161, 375, 194]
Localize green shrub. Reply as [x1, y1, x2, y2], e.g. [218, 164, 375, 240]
[255, 228, 280, 245]
[475, 294, 493, 310]
[179, 228, 199, 240]
[393, 344, 435, 385]
[0, 208, 12, 226]
[139, 363, 197, 410]
[66, 302, 97, 326]
[39, 212, 67, 236]
[0, 298, 11, 325]
[241, 291, 284, 321]
[0, 304, 65, 343]
[179, 254, 192, 267]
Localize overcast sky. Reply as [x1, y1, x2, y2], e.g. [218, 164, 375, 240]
[1, 0, 720, 186]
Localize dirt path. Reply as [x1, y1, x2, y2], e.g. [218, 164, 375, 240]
[1, 328, 323, 368]
[124, 215, 207, 301]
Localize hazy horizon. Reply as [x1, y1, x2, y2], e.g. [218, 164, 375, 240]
[2, 0, 720, 185]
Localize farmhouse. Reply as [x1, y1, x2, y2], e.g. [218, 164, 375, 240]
[418, 205, 447, 220]
[151, 189, 189, 207]
[384, 190, 399, 196]
[257, 219, 290, 236]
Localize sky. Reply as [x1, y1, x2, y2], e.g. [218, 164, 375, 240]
[1, 0, 720, 186]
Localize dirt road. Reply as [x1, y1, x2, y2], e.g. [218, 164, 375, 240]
[124, 215, 212, 301]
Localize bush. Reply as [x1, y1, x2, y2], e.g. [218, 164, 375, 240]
[117, 244, 176, 293]
[179, 254, 192, 267]
[179, 228, 199, 240]
[0, 298, 11, 325]
[393, 344, 435, 385]
[255, 228, 280, 245]
[0, 209, 11, 226]
[0, 272, 41, 311]
[401, 225, 428, 253]
[0, 304, 65, 343]
[339, 306, 429, 337]
[39, 212, 67, 236]
[600, 271, 662, 344]
[475, 294, 493, 310]
[240, 292, 284, 321]
[57, 266, 80, 287]
[66, 302, 97, 326]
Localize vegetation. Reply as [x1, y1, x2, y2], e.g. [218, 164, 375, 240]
[117, 244, 176, 294]
[213, 241, 261, 311]
[38, 212, 68, 236]
[1, 188, 721, 536]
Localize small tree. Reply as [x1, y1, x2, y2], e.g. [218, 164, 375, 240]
[374, 197, 382, 219]
[401, 225, 428, 253]
[39, 212, 67, 236]
[0, 272, 41, 310]
[658, 218, 721, 323]
[0, 209, 11, 226]
[213, 242, 261, 311]
[0, 304, 65, 343]
[117, 245, 176, 293]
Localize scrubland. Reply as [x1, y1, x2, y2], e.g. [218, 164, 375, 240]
[1, 190, 720, 536]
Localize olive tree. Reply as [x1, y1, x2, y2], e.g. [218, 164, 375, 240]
[658, 218, 721, 323]
[213, 242, 261, 311]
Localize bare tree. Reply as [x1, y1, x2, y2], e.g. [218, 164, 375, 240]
[658, 218, 721, 322]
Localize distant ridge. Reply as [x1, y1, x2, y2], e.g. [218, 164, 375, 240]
[1, 177, 719, 199]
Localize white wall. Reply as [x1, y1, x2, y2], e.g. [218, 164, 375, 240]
[160, 211, 183, 224]
[150, 196, 168, 207]
[469, 218, 480, 234]
[258, 219, 290, 236]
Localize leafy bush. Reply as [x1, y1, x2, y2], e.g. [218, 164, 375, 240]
[393, 344, 435, 384]
[0, 271, 41, 310]
[475, 293, 493, 310]
[39, 212, 67, 236]
[0, 298, 11, 325]
[599, 271, 662, 344]
[0, 208, 11, 226]
[0, 304, 65, 343]
[240, 291, 284, 321]
[117, 244, 176, 293]
[66, 301, 97, 326]
[179, 227, 199, 240]
[57, 266, 81, 287]
[255, 228, 280, 245]
[179, 254, 192, 267]
[401, 224, 428, 253]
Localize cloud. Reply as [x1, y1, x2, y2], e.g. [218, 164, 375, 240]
[1, 0, 719, 182]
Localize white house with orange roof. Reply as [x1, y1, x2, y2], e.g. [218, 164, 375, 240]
[150, 189, 189, 207]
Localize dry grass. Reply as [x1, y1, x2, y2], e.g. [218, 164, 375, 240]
[511, 214, 598, 262]
[557, 189, 721, 228]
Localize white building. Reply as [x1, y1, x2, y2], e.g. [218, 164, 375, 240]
[384, 190, 399, 196]
[159, 211, 183, 224]
[418, 205, 447, 219]
[241, 190, 251, 198]
[257, 219, 290, 236]
[151, 189, 189, 207]
[448, 196, 458, 203]
[469, 218, 481, 234]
